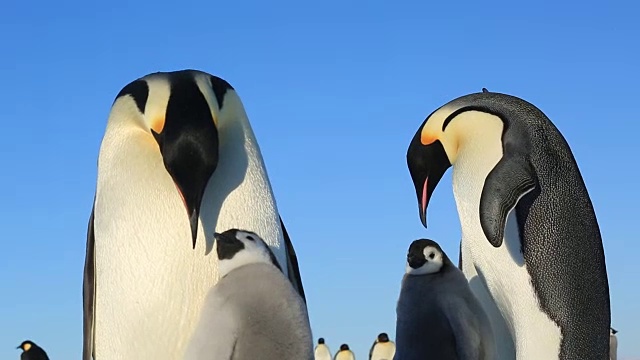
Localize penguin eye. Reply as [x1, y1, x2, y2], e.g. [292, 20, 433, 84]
[246, 235, 255, 241]
[429, 253, 435, 259]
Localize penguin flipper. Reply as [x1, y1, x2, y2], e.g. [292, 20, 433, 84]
[458, 240, 463, 270]
[82, 204, 96, 360]
[279, 217, 307, 303]
[368, 339, 376, 360]
[479, 154, 536, 247]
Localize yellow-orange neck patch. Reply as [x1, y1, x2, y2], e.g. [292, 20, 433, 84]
[151, 116, 165, 134]
[420, 131, 437, 146]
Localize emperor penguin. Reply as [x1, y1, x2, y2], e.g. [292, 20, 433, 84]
[335, 344, 355, 360]
[17, 340, 50, 360]
[368, 333, 395, 360]
[394, 239, 495, 360]
[83, 70, 306, 360]
[610, 327, 618, 360]
[406, 90, 610, 359]
[315, 338, 332, 360]
[184, 229, 313, 360]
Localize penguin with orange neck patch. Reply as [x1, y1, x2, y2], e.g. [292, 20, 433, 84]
[17, 340, 49, 360]
[334, 344, 355, 360]
[369, 333, 395, 360]
[406, 90, 610, 359]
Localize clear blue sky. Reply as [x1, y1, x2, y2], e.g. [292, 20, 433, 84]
[1, 0, 638, 359]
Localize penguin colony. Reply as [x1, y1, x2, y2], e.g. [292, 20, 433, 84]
[12, 70, 613, 359]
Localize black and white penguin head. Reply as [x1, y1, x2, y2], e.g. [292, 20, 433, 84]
[611, 327, 618, 335]
[109, 70, 247, 249]
[318, 338, 326, 345]
[377, 332, 390, 343]
[17, 340, 36, 352]
[405, 239, 452, 276]
[215, 228, 282, 277]
[339, 344, 350, 351]
[406, 90, 507, 228]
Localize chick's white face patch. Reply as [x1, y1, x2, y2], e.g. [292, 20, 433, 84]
[406, 245, 444, 275]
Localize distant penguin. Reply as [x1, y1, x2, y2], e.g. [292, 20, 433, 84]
[335, 344, 355, 360]
[315, 338, 332, 360]
[83, 70, 306, 359]
[17, 340, 49, 360]
[184, 229, 313, 360]
[369, 333, 395, 360]
[610, 328, 618, 360]
[406, 91, 610, 359]
[394, 239, 495, 360]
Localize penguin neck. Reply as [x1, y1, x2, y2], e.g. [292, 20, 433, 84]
[451, 117, 504, 226]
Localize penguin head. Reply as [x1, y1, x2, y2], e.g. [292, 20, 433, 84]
[405, 239, 451, 275]
[339, 344, 350, 351]
[611, 327, 618, 335]
[318, 338, 325, 344]
[17, 340, 35, 352]
[214, 228, 282, 277]
[377, 332, 390, 342]
[110, 70, 245, 249]
[406, 91, 504, 228]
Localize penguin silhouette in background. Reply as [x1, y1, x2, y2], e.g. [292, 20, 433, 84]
[17, 340, 49, 360]
[315, 338, 332, 360]
[369, 333, 395, 360]
[335, 344, 355, 360]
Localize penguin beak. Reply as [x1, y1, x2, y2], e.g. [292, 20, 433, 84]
[213, 232, 234, 244]
[152, 114, 219, 249]
[407, 138, 451, 228]
[407, 255, 424, 269]
[214, 230, 245, 260]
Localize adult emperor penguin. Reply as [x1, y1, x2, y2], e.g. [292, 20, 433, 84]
[315, 338, 332, 360]
[334, 344, 355, 360]
[394, 239, 495, 360]
[83, 70, 306, 360]
[406, 90, 610, 359]
[184, 229, 313, 360]
[17, 340, 50, 360]
[368, 333, 395, 360]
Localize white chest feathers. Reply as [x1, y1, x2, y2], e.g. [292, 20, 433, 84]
[452, 118, 562, 359]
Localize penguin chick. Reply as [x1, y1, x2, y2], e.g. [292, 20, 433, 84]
[394, 239, 496, 360]
[369, 332, 395, 360]
[183, 229, 313, 360]
[17, 340, 50, 360]
[335, 344, 355, 360]
[315, 338, 332, 360]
